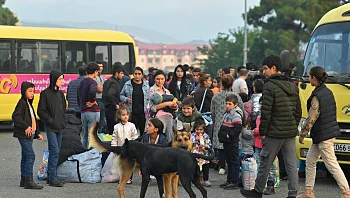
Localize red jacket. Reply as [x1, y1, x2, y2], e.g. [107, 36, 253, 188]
[253, 115, 262, 148]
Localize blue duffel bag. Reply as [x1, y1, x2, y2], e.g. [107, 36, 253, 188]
[57, 148, 102, 183]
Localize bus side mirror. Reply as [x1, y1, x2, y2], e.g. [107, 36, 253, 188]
[300, 83, 307, 90]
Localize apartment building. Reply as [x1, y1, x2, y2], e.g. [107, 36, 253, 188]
[137, 44, 207, 73]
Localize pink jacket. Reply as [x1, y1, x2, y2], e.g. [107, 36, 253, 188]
[253, 115, 262, 148]
[244, 101, 252, 122]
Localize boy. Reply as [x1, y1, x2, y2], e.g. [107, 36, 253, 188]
[176, 98, 208, 132]
[38, 69, 67, 187]
[218, 94, 243, 190]
[13, 82, 44, 189]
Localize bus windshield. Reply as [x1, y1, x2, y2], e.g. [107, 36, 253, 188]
[304, 22, 350, 82]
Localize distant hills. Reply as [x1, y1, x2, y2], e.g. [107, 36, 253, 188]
[21, 21, 209, 45]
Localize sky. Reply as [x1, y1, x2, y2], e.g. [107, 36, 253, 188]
[5, 0, 260, 42]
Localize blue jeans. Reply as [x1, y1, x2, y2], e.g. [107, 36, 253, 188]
[97, 99, 106, 133]
[223, 143, 239, 183]
[18, 139, 35, 176]
[81, 112, 100, 149]
[46, 131, 62, 181]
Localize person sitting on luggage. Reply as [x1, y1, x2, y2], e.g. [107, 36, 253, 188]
[58, 109, 87, 166]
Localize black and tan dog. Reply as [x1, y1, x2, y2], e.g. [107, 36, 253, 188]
[90, 123, 214, 198]
[163, 128, 193, 198]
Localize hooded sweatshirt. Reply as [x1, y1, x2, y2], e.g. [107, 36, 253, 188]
[37, 70, 67, 132]
[12, 82, 40, 139]
[259, 74, 302, 138]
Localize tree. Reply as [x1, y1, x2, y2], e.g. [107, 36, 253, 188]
[246, 0, 346, 56]
[198, 28, 261, 76]
[0, 0, 18, 25]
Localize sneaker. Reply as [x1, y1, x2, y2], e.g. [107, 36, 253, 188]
[263, 186, 275, 195]
[214, 163, 220, 171]
[203, 181, 211, 187]
[219, 168, 226, 175]
[240, 189, 263, 198]
[219, 181, 230, 188]
[296, 191, 315, 198]
[223, 183, 239, 190]
[127, 179, 132, 184]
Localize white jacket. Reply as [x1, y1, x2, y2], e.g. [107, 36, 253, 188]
[111, 122, 138, 146]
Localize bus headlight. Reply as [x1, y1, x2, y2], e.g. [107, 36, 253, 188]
[298, 118, 310, 137]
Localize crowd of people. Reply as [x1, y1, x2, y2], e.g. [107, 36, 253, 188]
[11, 55, 350, 198]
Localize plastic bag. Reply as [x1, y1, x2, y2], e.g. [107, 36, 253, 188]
[101, 152, 120, 183]
[241, 156, 257, 190]
[37, 150, 49, 180]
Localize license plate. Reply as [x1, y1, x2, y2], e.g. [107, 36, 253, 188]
[334, 144, 350, 153]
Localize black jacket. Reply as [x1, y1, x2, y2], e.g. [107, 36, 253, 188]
[37, 70, 67, 132]
[168, 79, 192, 101]
[102, 76, 121, 108]
[12, 82, 40, 139]
[307, 84, 340, 144]
[260, 74, 302, 138]
[58, 113, 87, 165]
[194, 87, 213, 113]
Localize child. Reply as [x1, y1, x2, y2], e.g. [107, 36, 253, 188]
[191, 119, 212, 187]
[211, 76, 221, 95]
[250, 79, 263, 123]
[111, 107, 138, 184]
[12, 82, 44, 189]
[143, 118, 167, 145]
[238, 93, 252, 123]
[253, 97, 279, 195]
[239, 123, 254, 188]
[218, 94, 243, 190]
[176, 98, 208, 132]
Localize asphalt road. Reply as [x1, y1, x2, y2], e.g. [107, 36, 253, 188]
[0, 125, 346, 198]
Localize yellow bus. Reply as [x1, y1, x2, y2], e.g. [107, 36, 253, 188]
[0, 26, 137, 121]
[296, 4, 350, 164]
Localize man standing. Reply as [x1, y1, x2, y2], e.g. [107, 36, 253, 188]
[191, 67, 201, 91]
[148, 67, 158, 87]
[232, 68, 249, 94]
[67, 66, 87, 118]
[77, 62, 100, 149]
[95, 63, 105, 133]
[240, 55, 301, 198]
[103, 65, 124, 135]
[38, 69, 67, 187]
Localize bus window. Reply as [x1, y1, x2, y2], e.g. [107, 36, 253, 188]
[88, 43, 109, 73]
[111, 44, 130, 74]
[41, 42, 60, 72]
[16, 41, 39, 73]
[65, 42, 87, 73]
[0, 40, 11, 72]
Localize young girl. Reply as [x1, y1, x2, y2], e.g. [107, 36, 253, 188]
[191, 119, 212, 187]
[143, 118, 167, 144]
[12, 82, 44, 189]
[111, 107, 138, 184]
[211, 76, 221, 95]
